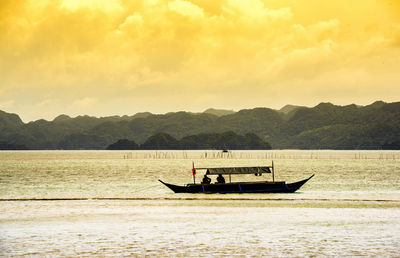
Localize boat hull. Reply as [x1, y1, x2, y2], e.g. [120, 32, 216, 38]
[159, 175, 314, 194]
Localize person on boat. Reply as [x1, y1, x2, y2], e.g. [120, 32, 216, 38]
[217, 174, 225, 183]
[202, 174, 211, 184]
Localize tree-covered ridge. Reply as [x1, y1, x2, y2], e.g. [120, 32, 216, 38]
[0, 101, 399, 150]
[107, 139, 139, 150]
[0, 141, 29, 150]
[203, 108, 235, 117]
[106, 132, 272, 150]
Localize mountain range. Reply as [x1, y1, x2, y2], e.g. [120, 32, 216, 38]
[0, 101, 399, 150]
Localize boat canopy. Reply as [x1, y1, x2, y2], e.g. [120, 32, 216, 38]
[198, 166, 272, 175]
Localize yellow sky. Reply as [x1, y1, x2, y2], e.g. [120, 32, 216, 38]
[0, 0, 399, 121]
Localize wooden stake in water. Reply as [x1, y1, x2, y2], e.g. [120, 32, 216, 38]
[272, 160, 275, 182]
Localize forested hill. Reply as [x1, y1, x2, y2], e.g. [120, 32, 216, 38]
[0, 101, 399, 150]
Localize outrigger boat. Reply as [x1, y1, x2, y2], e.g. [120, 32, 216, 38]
[159, 162, 314, 194]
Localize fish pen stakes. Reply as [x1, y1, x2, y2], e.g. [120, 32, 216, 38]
[119, 151, 400, 160]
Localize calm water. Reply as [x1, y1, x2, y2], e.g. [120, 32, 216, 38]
[1, 150, 400, 256]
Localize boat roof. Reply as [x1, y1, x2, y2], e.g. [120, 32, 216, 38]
[196, 166, 272, 175]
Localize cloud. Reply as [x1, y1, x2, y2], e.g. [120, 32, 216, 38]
[72, 97, 97, 109]
[168, 0, 204, 19]
[0, 100, 15, 110]
[59, 0, 124, 13]
[223, 0, 292, 23]
[0, 0, 399, 121]
[36, 99, 55, 108]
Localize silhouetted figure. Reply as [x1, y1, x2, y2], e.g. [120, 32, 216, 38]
[202, 174, 211, 184]
[217, 174, 225, 183]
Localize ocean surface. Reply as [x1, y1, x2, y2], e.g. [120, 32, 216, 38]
[1, 150, 399, 256]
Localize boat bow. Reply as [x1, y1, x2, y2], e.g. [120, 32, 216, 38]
[285, 174, 315, 192]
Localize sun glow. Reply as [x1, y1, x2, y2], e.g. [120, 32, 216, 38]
[59, 0, 123, 12]
[0, 0, 399, 121]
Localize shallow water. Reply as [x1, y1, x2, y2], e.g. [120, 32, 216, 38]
[1, 150, 399, 256]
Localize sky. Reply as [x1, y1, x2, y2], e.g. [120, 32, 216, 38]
[0, 0, 399, 122]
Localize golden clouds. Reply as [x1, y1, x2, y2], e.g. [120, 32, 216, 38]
[0, 0, 399, 121]
[59, 0, 123, 12]
[168, 0, 204, 19]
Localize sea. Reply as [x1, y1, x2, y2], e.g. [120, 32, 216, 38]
[1, 150, 399, 257]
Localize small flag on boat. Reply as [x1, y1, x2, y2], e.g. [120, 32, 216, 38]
[192, 168, 196, 175]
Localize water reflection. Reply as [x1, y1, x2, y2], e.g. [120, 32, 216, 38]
[1, 200, 399, 256]
[1, 150, 399, 256]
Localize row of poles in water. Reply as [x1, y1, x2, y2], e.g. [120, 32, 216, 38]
[122, 151, 400, 160]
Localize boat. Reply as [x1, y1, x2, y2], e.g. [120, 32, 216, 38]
[159, 162, 314, 194]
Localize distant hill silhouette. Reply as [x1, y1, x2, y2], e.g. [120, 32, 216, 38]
[203, 108, 235, 117]
[0, 110, 23, 130]
[0, 141, 28, 150]
[382, 141, 400, 150]
[106, 139, 139, 150]
[278, 105, 304, 115]
[53, 114, 72, 122]
[0, 101, 399, 150]
[110, 131, 271, 150]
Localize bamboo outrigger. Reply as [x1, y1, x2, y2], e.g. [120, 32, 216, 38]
[159, 162, 314, 194]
